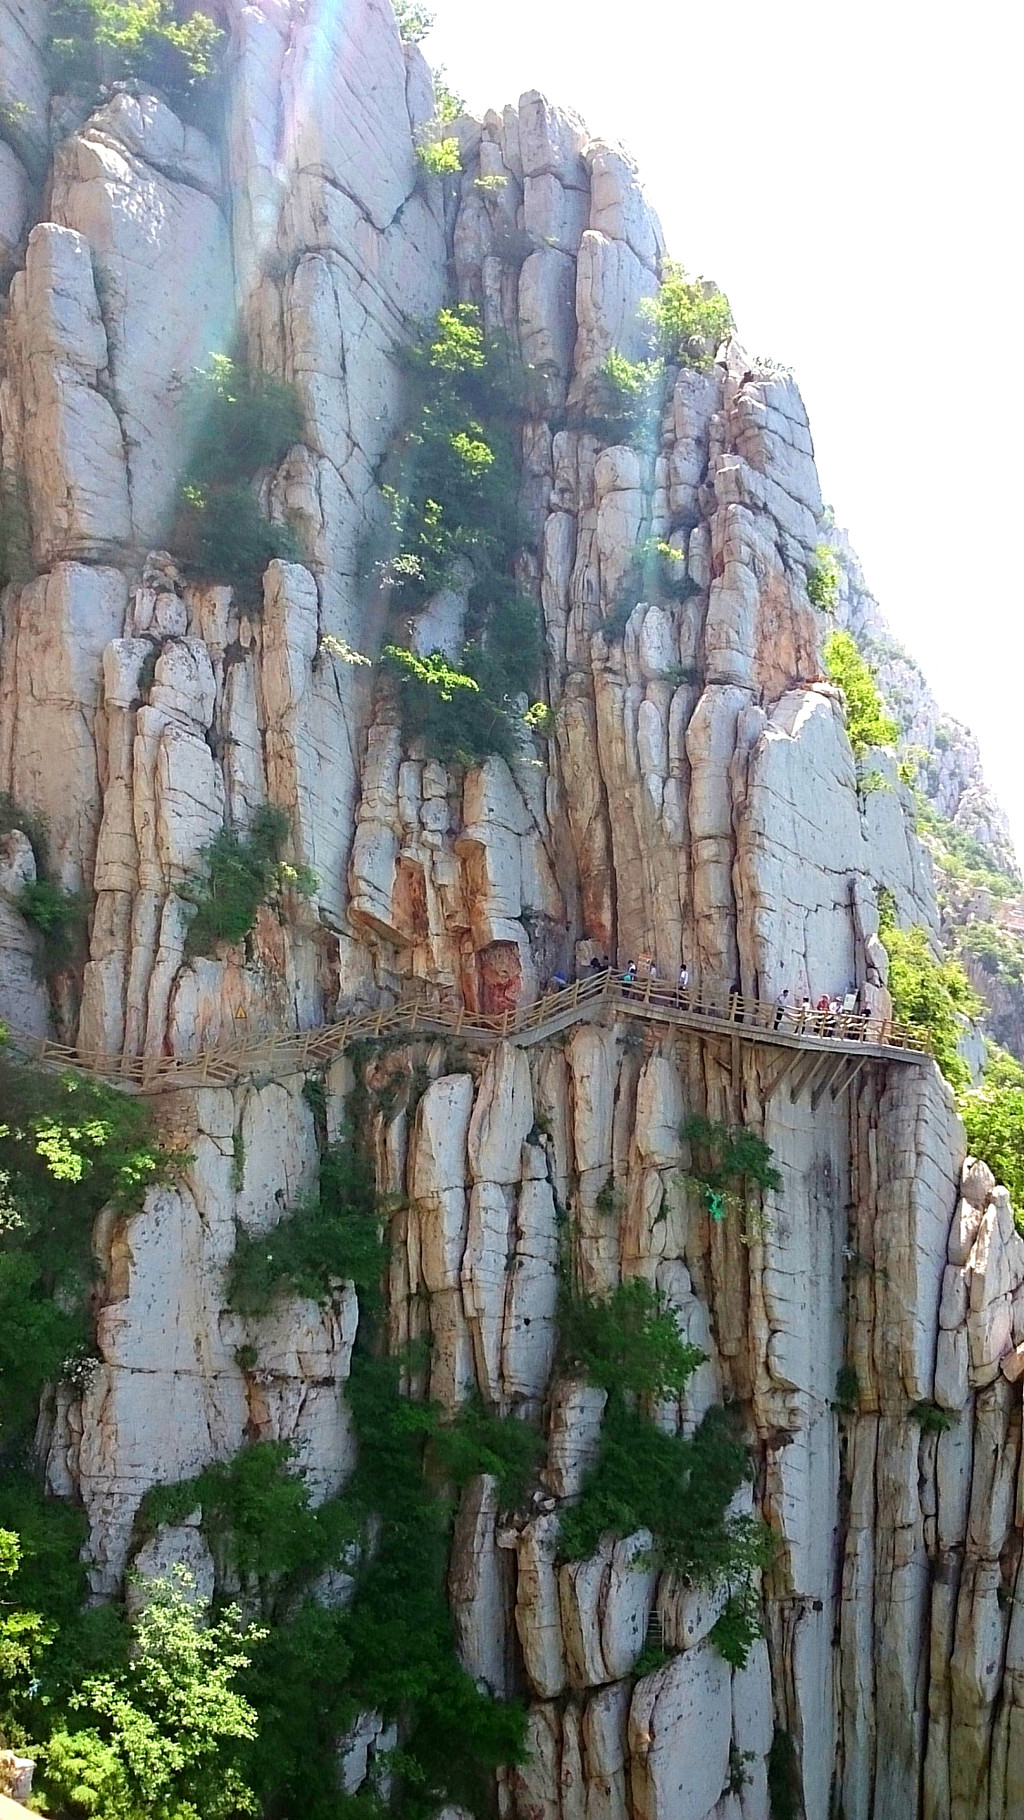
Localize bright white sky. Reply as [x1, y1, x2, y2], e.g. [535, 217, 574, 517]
[419, 0, 1024, 862]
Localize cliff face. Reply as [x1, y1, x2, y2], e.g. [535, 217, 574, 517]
[3, 5, 1024, 1818]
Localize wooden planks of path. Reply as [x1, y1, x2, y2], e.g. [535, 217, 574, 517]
[2, 971, 930, 1101]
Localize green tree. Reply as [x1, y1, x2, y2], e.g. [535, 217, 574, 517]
[960, 1046, 1024, 1217]
[40, 1569, 264, 1820]
[392, 0, 434, 40]
[0, 1526, 53, 1723]
[48, 0, 223, 118]
[0, 1054, 168, 1450]
[823, 630, 898, 760]
[559, 1278, 705, 1399]
[806, 543, 840, 611]
[376, 304, 543, 763]
[877, 902, 982, 1093]
[173, 357, 304, 594]
[640, 263, 733, 371]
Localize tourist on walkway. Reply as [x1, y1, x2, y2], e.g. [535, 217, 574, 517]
[773, 988, 790, 1030]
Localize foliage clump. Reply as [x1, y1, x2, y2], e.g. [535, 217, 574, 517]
[806, 542, 840, 611]
[555, 1276, 769, 1669]
[432, 70, 464, 123]
[823, 630, 899, 761]
[558, 1401, 771, 1667]
[913, 796, 1019, 901]
[640, 262, 732, 371]
[682, 1115, 782, 1224]
[380, 646, 516, 766]
[767, 1727, 801, 1820]
[0, 469, 33, 592]
[416, 137, 461, 176]
[15, 878, 90, 978]
[182, 804, 313, 957]
[0, 1053, 168, 1451]
[40, 1568, 264, 1820]
[392, 0, 434, 39]
[377, 305, 544, 762]
[958, 920, 1024, 988]
[174, 356, 303, 594]
[1, 793, 89, 980]
[226, 1139, 383, 1315]
[877, 895, 982, 1093]
[559, 1277, 705, 1399]
[210, 1124, 531, 1815]
[48, 0, 223, 122]
[592, 353, 667, 447]
[960, 1044, 1024, 1219]
[909, 1400, 956, 1434]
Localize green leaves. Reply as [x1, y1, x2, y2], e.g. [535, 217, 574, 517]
[380, 305, 542, 764]
[182, 804, 310, 957]
[806, 542, 841, 612]
[560, 1277, 705, 1401]
[960, 1046, 1024, 1217]
[0, 1058, 168, 1449]
[878, 913, 981, 1092]
[16, 878, 89, 978]
[640, 263, 733, 371]
[41, 1570, 264, 1820]
[226, 1139, 382, 1316]
[48, 0, 223, 120]
[682, 1115, 782, 1224]
[823, 630, 899, 760]
[174, 357, 304, 594]
[381, 645, 518, 766]
[415, 137, 461, 176]
[557, 1400, 768, 1634]
[392, 0, 434, 41]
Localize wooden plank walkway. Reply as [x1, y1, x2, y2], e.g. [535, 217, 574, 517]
[1, 972, 930, 1098]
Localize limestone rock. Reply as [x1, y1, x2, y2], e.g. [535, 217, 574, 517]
[629, 1643, 731, 1820]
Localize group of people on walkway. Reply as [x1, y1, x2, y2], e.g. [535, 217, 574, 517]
[542, 958, 871, 1041]
[772, 987, 860, 1034]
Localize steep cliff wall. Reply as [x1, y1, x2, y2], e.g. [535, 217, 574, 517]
[3, 5, 1024, 1819]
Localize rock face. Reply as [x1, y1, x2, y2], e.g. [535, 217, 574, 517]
[2, 6, 1023, 1820]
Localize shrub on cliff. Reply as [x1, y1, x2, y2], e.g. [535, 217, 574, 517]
[16, 878, 90, 978]
[392, 0, 434, 40]
[823, 629, 899, 760]
[958, 920, 1024, 987]
[0, 1053, 168, 1451]
[182, 805, 314, 957]
[640, 262, 733, 372]
[682, 1116, 782, 1225]
[559, 1278, 705, 1400]
[1, 793, 89, 980]
[380, 645, 518, 766]
[0, 469, 33, 592]
[48, 0, 223, 121]
[227, 1138, 382, 1315]
[807, 543, 841, 611]
[877, 898, 982, 1093]
[381, 307, 524, 605]
[376, 305, 544, 762]
[960, 1045, 1024, 1218]
[557, 1400, 772, 1668]
[40, 1570, 264, 1820]
[174, 356, 303, 595]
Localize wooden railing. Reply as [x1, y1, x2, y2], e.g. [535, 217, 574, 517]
[1, 971, 930, 1096]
